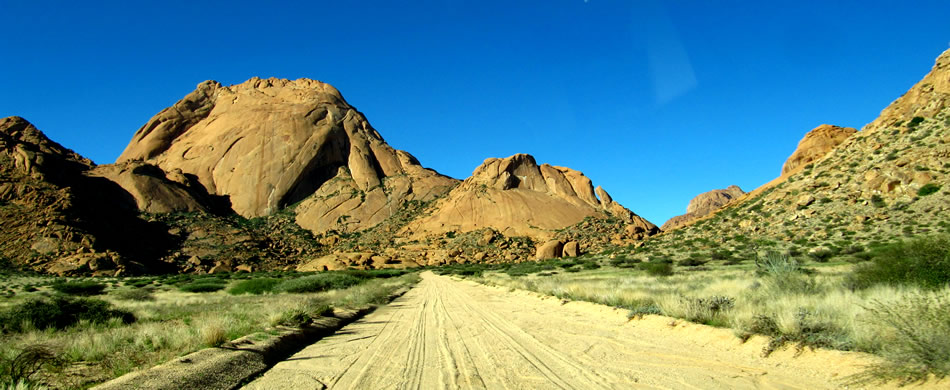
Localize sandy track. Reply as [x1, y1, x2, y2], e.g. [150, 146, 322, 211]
[244, 272, 890, 389]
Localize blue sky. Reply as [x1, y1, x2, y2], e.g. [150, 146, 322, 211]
[2, 1, 949, 225]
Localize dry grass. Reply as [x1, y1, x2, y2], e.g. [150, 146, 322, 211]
[0, 272, 419, 389]
[476, 263, 950, 362]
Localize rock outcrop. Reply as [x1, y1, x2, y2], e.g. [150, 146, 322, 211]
[402, 154, 657, 241]
[861, 48, 950, 135]
[661, 185, 745, 231]
[781, 124, 857, 175]
[117, 77, 457, 233]
[0, 117, 181, 275]
[87, 161, 209, 214]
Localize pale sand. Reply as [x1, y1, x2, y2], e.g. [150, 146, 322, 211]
[245, 271, 936, 389]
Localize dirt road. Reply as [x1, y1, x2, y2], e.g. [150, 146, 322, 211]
[244, 271, 883, 389]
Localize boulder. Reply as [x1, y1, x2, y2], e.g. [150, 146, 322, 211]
[561, 241, 580, 258]
[536, 240, 564, 260]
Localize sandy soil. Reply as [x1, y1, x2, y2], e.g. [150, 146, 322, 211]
[244, 271, 920, 389]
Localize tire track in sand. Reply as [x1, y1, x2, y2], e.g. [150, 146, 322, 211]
[244, 271, 882, 389]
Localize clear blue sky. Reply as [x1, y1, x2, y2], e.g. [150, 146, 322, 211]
[2, 1, 949, 225]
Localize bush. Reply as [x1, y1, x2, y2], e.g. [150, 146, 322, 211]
[227, 278, 281, 295]
[756, 252, 818, 294]
[852, 293, 950, 385]
[608, 257, 641, 268]
[273, 273, 363, 293]
[178, 281, 226, 293]
[51, 281, 106, 296]
[677, 258, 707, 267]
[0, 296, 135, 333]
[759, 309, 846, 357]
[639, 262, 673, 277]
[847, 235, 950, 290]
[917, 183, 941, 197]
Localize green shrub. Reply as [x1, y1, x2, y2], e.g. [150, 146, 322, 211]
[51, 281, 106, 296]
[227, 278, 281, 295]
[847, 235, 950, 290]
[608, 257, 641, 268]
[178, 281, 226, 293]
[908, 116, 925, 128]
[639, 262, 673, 277]
[273, 273, 363, 293]
[0, 296, 135, 333]
[677, 258, 707, 267]
[917, 183, 941, 197]
[852, 293, 950, 385]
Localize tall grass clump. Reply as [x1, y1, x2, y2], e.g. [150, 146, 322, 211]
[755, 251, 818, 294]
[851, 293, 950, 385]
[639, 262, 673, 276]
[273, 272, 363, 293]
[847, 235, 950, 290]
[0, 296, 134, 333]
[178, 277, 227, 293]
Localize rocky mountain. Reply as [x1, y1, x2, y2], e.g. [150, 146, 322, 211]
[634, 48, 950, 262]
[402, 154, 657, 240]
[660, 185, 745, 231]
[3, 77, 660, 275]
[117, 77, 458, 233]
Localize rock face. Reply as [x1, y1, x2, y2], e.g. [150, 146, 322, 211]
[87, 161, 209, 214]
[781, 124, 857, 175]
[661, 185, 745, 231]
[117, 77, 457, 231]
[402, 154, 657, 241]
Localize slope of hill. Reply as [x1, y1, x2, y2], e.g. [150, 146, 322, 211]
[635, 49, 950, 261]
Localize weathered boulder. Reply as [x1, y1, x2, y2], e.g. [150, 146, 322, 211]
[562, 241, 580, 258]
[536, 240, 564, 260]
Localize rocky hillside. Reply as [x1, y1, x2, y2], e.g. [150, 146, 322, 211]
[633, 49, 950, 262]
[0, 117, 185, 275]
[661, 185, 745, 231]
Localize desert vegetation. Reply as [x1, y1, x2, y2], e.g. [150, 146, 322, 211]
[0, 269, 419, 389]
[438, 234, 950, 385]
